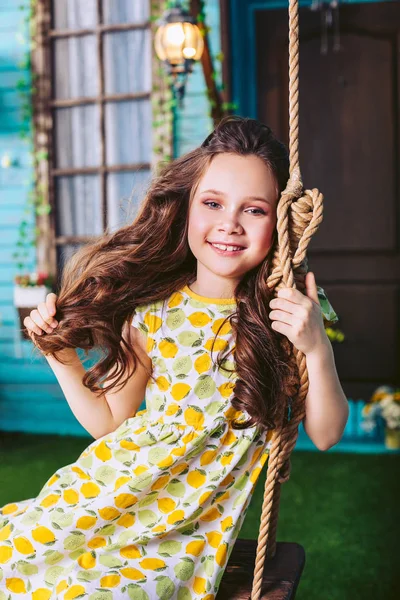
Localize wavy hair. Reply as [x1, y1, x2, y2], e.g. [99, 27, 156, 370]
[33, 115, 299, 431]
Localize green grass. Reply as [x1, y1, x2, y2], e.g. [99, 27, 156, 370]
[0, 432, 399, 599]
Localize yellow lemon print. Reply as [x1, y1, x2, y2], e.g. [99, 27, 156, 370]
[221, 429, 237, 445]
[159, 339, 178, 359]
[204, 337, 228, 352]
[205, 530, 222, 548]
[114, 475, 132, 491]
[116, 513, 135, 528]
[170, 461, 189, 476]
[186, 540, 206, 556]
[80, 482, 101, 498]
[98, 507, 121, 520]
[146, 336, 156, 354]
[77, 551, 96, 569]
[46, 473, 59, 487]
[187, 469, 207, 489]
[198, 490, 213, 505]
[71, 466, 90, 480]
[150, 474, 170, 491]
[40, 493, 60, 508]
[194, 353, 212, 374]
[144, 312, 162, 334]
[157, 497, 177, 513]
[184, 406, 205, 430]
[140, 557, 166, 570]
[88, 536, 106, 549]
[114, 493, 138, 509]
[134, 464, 149, 475]
[193, 576, 207, 595]
[221, 516, 234, 532]
[165, 403, 180, 416]
[1, 503, 18, 515]
[211, 317, 232, 335]
[6, 578, 26, 594]
[64, 585, 86, 599]
[219, 381, 235, 398]
[0, 523, 12, 541]
[220, 473, 234, 487]
[199, 507, 221, 522]
[187, 312, 212, 328]
[76, 516, 97, 530]
[167, 510, 185, 525]
[55, 580, 68, 594]
[171, 382, 191, 401]
[63, 489, 79, 504]
[220, 452, 234, 466]
[100, 574, 121, 588]
[32, 526, 55, 544]
[168, 292, 184, 308]
[157, 455, 174, 469]
[14, 536, 35, 555]
[155, 375, 170, 391]
[250, 466, 262, 484]
[120, 544, 141, 559]
[200, 449, 218, 467]
[215, 542, 229, 567]
[32, 589, 52, 600]
[94, 440, 112, 462]
[0, 546, 13, 563]
[120, 567, 146, 580]
[120, 440, 140, 451]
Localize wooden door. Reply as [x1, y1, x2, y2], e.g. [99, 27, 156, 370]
[255, 1, 400, 399]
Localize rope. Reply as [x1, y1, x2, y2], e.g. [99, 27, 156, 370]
[249, 1, 325, 598]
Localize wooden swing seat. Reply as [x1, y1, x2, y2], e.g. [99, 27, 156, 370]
[216, 539, 305, 600]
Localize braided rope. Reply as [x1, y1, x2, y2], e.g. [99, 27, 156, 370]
[249, 1, 325, 598]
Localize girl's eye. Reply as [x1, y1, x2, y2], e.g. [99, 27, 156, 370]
[203, 201, 266, 215]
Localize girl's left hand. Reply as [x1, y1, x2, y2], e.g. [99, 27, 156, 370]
[268, 272, 328, 356]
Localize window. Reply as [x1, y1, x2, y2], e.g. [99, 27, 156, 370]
[32, 0, 172, 282]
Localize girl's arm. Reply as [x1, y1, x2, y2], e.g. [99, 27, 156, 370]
[44, 323, 151, 439]
[302, 340, 349, 451]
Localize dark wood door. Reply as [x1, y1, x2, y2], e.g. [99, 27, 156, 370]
[255, 1, 400, 400]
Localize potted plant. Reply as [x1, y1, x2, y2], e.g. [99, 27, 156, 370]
[360, 385, 400, 450]
[13, 271, 54, 339]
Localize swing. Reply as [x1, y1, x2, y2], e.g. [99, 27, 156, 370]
[216, 1, 325, 598]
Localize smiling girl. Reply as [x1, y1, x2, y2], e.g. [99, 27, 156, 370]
[0, 116, 348, 600]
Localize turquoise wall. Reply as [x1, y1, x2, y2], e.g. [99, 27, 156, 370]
[0, 0, 221, 437]
[0, 1, 72, 435]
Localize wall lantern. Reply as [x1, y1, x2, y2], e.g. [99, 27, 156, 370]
[154, 4, 204, 107]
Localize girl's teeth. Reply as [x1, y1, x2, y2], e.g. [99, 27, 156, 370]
[211, 243, 243, 251]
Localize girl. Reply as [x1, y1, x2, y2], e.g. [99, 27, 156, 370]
[0, 116, 348, 600]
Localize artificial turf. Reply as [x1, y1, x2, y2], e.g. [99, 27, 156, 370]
[0, 432, 398, 599]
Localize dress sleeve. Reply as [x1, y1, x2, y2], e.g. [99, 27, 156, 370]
[316, 285, 339, 325]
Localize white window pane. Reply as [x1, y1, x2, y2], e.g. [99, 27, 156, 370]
[105, 100, 151, 165]
[107, 170, 152, 231]
[54, 36, 98, 99]
[102, 0, 149, 25]
[52, 0, 97, 29]
[104, 30, 151, 94]
[55, 176, 103, 236]
[55, 106, 101, 169]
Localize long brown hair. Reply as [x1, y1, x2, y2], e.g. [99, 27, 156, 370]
[33, 115, 299, 431]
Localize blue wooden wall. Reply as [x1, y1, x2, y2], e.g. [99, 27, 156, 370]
[0, 0, 395, 453]
[0, 0, 221, 438]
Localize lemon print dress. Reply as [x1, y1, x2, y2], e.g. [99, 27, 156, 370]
[0, 284, 338, 600]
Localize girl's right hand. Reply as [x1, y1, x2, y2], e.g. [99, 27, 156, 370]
[24, 292, 59, 341]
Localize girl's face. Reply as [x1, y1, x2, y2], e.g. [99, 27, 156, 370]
[188, 152, 279, 296]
